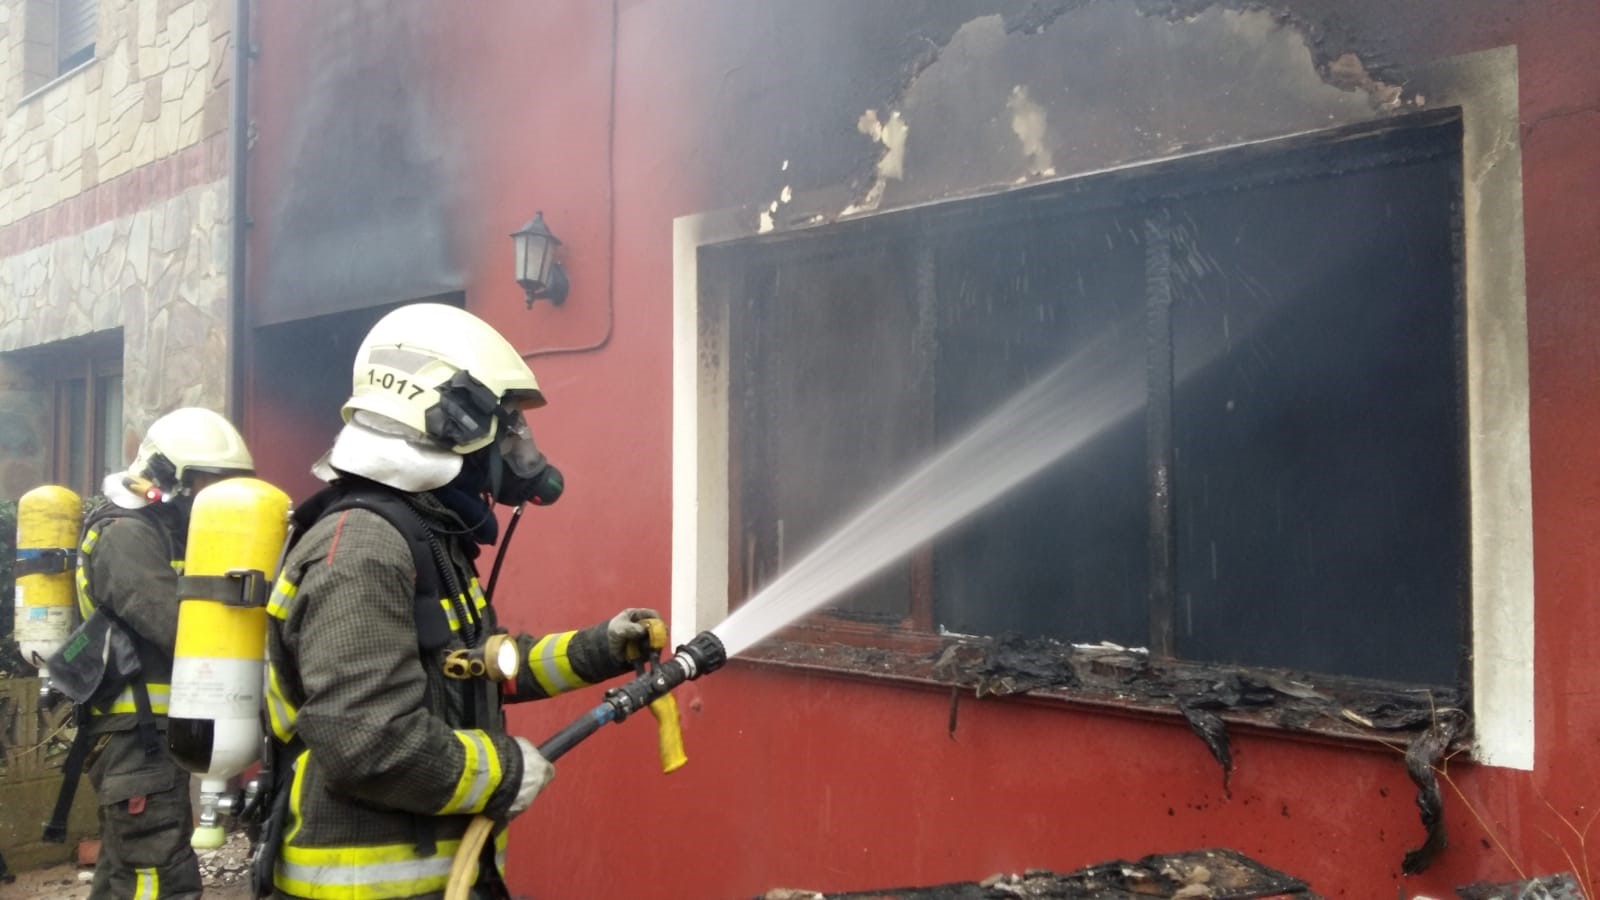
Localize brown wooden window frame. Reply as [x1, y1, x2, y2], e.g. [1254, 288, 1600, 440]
[31, 332, 123, 498]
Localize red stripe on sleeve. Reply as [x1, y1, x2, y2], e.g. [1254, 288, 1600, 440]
[325, 511, 350, 565]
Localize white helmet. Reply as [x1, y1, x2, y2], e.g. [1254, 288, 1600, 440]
[128, 407, 254, 490]
[343, 303, 545, 455]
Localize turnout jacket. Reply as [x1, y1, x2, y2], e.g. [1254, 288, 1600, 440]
[264, 486, 632, 900]
[75, 504, 186, 731]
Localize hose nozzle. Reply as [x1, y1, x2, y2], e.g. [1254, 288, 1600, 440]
[537, 630, 727, 764]
[674, 630, 727, 680]
[602, 630, 726, 722]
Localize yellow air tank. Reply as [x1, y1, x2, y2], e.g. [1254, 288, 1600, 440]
[167, 477, 289, 850]
[13, 485, 83, 692]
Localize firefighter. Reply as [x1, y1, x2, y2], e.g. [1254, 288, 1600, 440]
[77, 406, 255, 900]
[260, 303, 658, 899]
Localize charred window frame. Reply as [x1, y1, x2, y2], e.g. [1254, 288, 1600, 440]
[710, 111, 1469, 721]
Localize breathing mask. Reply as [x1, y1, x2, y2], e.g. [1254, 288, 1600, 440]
[488, 408, 564, 507]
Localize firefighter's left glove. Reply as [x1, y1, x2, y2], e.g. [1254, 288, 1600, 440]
[606, 607, 662, 665]
[507, 737, 554, 818]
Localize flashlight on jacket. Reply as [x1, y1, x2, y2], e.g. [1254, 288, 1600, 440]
[442, 633, 519, 682]
[536, 630, 726, 763]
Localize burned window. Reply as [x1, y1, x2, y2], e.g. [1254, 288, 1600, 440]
[718, 113, 1465, 691]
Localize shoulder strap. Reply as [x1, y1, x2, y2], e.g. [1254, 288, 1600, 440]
[292, 482, 454, 652]
[82, 503, 181, 571]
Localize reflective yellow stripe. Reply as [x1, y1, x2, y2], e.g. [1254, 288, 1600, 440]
[91, 683, 171, 716]
[170, 559, 184, 573]
[276, 838, 463, 899]
[75, 526, 99, 619]
[286, 751, 310, 844]
[266, 574, 298, 621]
[437, 730, 501, 815]
[266, 663, 298, 743]
[75, 566, 95, 620]
[134, 867, 159, 899]
[439, 580, 491, 634]
[528, 632, 587, 696]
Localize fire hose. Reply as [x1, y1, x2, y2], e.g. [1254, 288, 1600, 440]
[444, 628, 727, 900]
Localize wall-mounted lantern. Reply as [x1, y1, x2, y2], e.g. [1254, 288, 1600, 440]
[511, 211, 569, 308]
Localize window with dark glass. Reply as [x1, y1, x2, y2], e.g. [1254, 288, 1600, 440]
[715, 112, 1466, 690]
[56, 0, 97, 73]
[18, 333, 125, 497]
[20, 0, 96, 92]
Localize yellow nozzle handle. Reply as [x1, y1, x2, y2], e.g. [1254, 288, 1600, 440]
[648, 693, 687, 774]
[625, 617, 670, 662]
[628, 617, 686, 772]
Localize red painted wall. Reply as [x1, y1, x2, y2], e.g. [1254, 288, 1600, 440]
[245, 2, 1600, 898]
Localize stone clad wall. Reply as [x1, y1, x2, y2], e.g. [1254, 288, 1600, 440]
[0, 180, 232, 401]
[0, 0, 235, 498]
[0, 0, 231, 224]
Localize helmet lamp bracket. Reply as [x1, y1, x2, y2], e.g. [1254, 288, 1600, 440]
[145, 452, 180, 490]
[423, 370, 502, 449]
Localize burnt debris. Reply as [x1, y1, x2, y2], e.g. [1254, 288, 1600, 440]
[753, 632, 1471, 878]
[1456, 873, 1587, 900]
[760, 847, 1319, 899]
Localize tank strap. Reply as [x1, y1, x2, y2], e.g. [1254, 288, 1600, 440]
[41, 713, 93, 843]
[175, 571, 270, 608]
[14, 547, 75, 577]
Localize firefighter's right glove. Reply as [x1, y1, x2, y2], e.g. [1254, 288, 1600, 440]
[508, 737, 554, 817]
[605, 607, 662, 665]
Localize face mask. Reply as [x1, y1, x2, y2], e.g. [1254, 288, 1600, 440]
[488, 410, 564, 507]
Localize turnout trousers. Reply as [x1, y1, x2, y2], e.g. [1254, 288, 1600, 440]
[86, 730, 202, 900]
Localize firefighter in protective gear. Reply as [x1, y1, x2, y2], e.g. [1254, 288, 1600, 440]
[77, 407, 255, 900]
[262, 303, 658, 899]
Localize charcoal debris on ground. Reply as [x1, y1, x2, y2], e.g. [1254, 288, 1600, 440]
[760, 847, 1322, 899]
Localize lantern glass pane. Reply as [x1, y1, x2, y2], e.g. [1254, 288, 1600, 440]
[514, 233, 531, 283]
[528, 237, 552, 286]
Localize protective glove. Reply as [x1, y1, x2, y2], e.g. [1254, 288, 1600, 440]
[606, 607, 662, 665]
[507, 737, 554, 817]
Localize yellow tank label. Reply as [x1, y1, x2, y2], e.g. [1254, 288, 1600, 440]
[175, 600, 267, 660]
